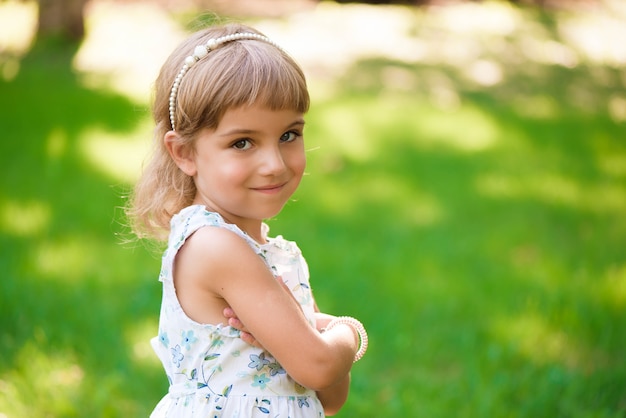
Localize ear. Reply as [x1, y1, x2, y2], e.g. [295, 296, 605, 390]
[164, 130, 197, 176]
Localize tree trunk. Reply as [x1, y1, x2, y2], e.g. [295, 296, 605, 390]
[37, 0, 89, 42]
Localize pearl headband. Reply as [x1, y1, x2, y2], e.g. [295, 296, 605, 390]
[168, 32, 284, 131]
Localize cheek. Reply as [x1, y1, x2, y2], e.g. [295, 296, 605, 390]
[296, 155, 306, 178]
[290, 147, 307, 178]
[218, 160, 252, 183]
[195, 157, 245, 188]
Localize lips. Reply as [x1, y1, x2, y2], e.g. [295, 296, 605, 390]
[252, 182, 287, 193]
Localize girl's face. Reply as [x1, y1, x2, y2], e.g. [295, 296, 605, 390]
[187, 104, 306, 238]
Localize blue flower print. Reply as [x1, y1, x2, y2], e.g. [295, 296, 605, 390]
[210, 337, 224, 349]
[267, 362, 286, 376]
[254, 398, 271, 414]
[171, 344, 184, 368]
[181, 330, 198, 350]
[248, 352, 270, 371]
[251, 373, 271, 390]
[297, 397, 310, 408]
[159, 331, 169, 347]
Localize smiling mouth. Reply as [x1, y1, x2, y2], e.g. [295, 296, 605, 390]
[252, 183, 287, 193]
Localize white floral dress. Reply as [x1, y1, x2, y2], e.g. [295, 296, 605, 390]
[150, 205, 324, 418]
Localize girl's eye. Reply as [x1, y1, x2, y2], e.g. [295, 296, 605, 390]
[280, 131, 300, 143]
[232, 139, 252, 150]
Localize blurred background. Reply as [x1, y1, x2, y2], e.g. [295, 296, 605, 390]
[1, 0, 625, 416]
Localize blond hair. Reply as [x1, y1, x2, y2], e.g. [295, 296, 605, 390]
[126, 23, 310, 241]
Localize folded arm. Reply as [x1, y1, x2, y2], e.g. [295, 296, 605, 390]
[225, 307, 352, 415]
[172, 226, 358, 391]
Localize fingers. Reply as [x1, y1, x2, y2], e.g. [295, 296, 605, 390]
[240, 331, 262, 348]
[223, 309, 260, 347]
[224, 307, 248, 331]
[227, 316, 246, 330]
[223, 307, 235, 318]
[225, 312, 263, 348]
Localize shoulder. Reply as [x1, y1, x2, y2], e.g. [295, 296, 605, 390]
[167, 205, 222, 247]
[172, 205, 224, 230]
[182, 225, 258, 264]
[172, 224, 273, 299]
[179, 225, 271, 279]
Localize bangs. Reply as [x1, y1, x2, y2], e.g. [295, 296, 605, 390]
[176, 40, 309, 132]
[228, 42, 309, 112]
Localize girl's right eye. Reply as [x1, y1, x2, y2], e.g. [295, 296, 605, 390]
[232, 139, 252, 150]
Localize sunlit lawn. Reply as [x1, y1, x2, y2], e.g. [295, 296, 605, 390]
[1, 1, 625, 417]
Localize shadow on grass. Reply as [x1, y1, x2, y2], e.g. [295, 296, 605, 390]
[273, 25, 626, 416]
[0, 39, 163, 415]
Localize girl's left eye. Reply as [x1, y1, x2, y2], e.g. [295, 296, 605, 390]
[280, 131, 300, 143]
[232, 139, 252, 150]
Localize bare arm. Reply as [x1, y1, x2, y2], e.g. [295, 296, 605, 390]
[312, 311, 351, 415]
[224, 302, 353, 415]
[316, 374, 351, 416]
[173, 226, 358, 391]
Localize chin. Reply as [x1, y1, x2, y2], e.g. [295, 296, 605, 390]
[259, 204, 288, 220]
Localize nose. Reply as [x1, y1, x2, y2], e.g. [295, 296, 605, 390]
[259, 145, 287, 176]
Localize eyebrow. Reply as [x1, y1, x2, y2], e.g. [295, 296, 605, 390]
[219, 119, 306, 137]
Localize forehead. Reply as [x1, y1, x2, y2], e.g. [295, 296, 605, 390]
[215, 104, 305, 133]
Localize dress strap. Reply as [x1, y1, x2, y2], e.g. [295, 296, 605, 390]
[169, 205, 263, 252]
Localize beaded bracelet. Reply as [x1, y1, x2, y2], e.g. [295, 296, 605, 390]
[323, 316, 368, 363]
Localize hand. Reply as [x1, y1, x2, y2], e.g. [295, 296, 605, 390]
[224, 306, 264, 348]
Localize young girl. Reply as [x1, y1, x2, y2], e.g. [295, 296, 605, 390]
[127, 23, 368, 417]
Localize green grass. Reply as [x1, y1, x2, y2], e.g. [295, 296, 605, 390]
[1, 3, 625, 417]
